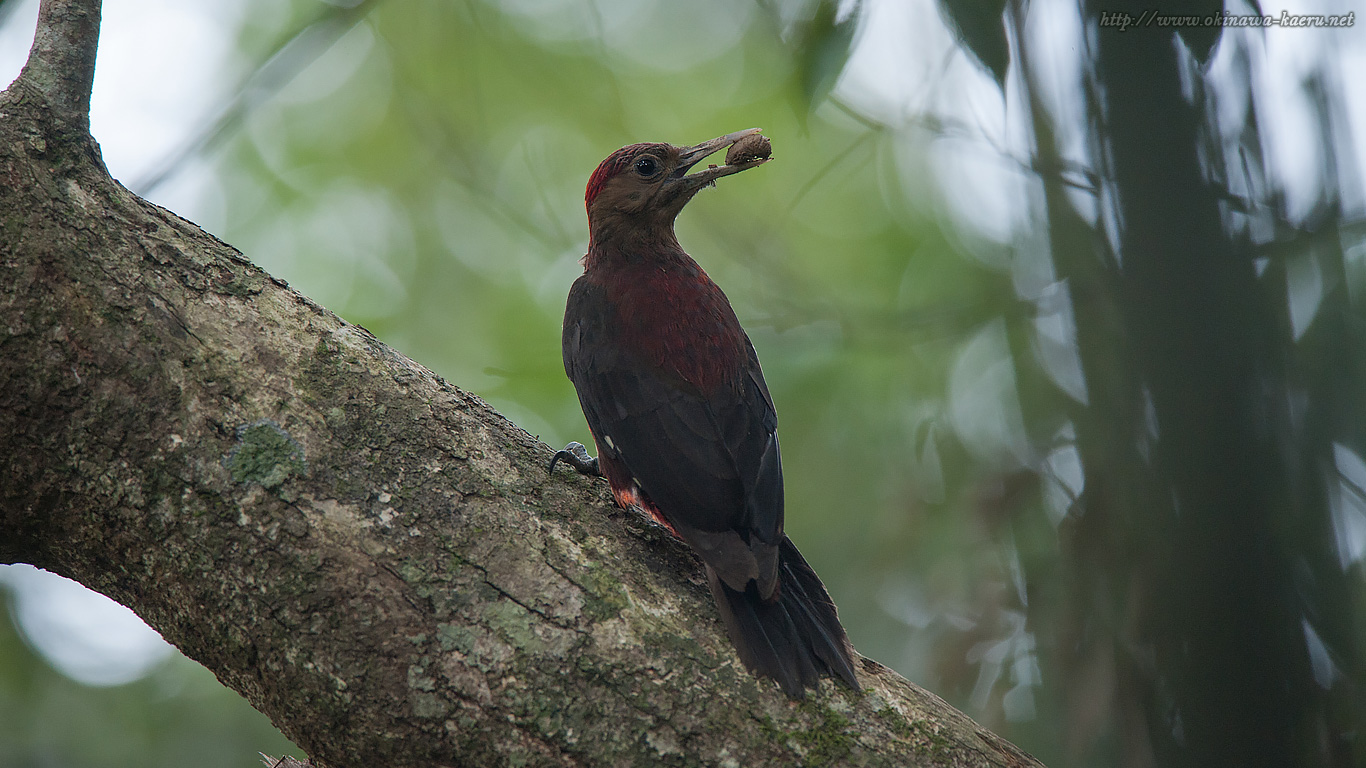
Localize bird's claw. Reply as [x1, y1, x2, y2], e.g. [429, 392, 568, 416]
[548, 442, 600, 477]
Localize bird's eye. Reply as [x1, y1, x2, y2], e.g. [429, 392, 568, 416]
[634, 157, 660, 177]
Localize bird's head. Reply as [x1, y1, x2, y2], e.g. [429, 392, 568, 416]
[584, 128, 771, 251]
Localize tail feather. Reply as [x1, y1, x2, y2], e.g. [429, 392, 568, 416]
[780, 541, 860, 687]
[706, 536, 860, 697]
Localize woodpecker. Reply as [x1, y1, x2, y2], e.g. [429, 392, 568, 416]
[551, 129, 859, 697]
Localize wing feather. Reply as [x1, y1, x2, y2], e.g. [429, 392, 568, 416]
[563, 276, 784, 594]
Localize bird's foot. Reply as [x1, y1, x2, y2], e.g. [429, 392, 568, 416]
[548, 442, 600, 477]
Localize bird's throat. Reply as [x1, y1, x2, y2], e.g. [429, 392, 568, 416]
[585, 217, 683, 266]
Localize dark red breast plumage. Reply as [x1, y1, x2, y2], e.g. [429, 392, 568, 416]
[559, 133, 859, 697]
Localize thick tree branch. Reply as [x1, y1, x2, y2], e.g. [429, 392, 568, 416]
[0, 6, 1043, 767]
[17, 0, 101, 128]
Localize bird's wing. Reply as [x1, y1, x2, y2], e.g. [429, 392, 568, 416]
[563, 278, 784, 594]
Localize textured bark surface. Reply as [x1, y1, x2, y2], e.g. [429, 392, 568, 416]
[0, 6, 1045, 766]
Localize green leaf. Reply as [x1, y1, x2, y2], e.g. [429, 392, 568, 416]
[794, 0, 861, 117]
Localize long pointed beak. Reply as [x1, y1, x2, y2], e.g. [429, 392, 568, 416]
[671, 128, 771, 188]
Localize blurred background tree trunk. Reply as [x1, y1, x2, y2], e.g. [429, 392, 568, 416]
[932, 0, 1366, 764]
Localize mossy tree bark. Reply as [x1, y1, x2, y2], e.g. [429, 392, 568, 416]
[0, 2, 1043, 766]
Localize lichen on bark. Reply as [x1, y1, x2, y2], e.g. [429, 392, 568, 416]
[226, 421, 308, 488]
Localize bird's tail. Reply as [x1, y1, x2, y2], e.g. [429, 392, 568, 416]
[706, 536, 860, 697]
